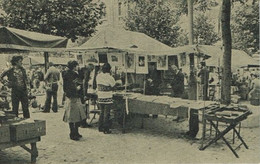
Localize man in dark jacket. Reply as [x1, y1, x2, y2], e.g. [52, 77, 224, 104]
[198, 61, 209, 100]
[0, 56, 30, 118]
[171, 65, 184, 98]
[145, 63, 161, 95]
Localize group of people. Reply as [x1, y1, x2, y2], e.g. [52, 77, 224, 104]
[145, 61, 210, 101]
[232, 69, 260, 102]
[62, 61, 117, 140]
[0, 55, 117, 141]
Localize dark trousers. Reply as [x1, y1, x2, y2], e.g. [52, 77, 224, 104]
[69, 122, 81, 136]
[44, 83, 58, 112]
[98, 103, 112, 131]
[11, 88, 30, 118]
[202, 84, 208, 100]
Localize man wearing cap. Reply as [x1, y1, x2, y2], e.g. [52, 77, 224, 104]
[0, 56, 30, 118]
[42, 62, 60, 113]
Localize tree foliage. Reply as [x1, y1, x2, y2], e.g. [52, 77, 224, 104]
[175, 0, 219, 15]
[193, 13, 220, 45]
[0, 0, 105, 41]
[231, 1, 259, 54]
[124, 0, 180, 47]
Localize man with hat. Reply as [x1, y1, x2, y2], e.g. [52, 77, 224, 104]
[0, 55, 30, 118]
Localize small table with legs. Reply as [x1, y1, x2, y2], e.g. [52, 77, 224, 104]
[0, 137, 41, 163]
[199, 105, 252, 158]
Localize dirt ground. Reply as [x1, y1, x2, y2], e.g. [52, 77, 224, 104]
[0, 95, 260, 164]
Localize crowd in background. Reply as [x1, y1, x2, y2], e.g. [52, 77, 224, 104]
[0, 55, 259, 140]
[232, 69, 260, 102]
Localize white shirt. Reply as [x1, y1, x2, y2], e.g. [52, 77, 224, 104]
[96, 72, 116, 99]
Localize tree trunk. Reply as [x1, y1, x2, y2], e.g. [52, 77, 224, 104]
[221, 0, 232, 105]
[188, 0, 194, 45]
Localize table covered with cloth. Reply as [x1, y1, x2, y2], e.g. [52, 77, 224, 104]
[114, 92, 215, 117]
[113, 92, 217, 136]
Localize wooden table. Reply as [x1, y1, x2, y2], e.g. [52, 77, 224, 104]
[0, 137, 41, 163]
[113, 92, 217, 134]
[199, 106, 252, 158]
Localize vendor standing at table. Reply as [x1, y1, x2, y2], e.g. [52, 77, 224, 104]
[170, 65, 184, 98]
[78, 62, 95, 128]
[145, 63, 161, 95]
[96, 63, 116, 134]
[0, 56, 30, 118]
[198, 61, 209, 100]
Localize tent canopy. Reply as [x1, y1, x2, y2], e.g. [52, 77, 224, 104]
[0, 26, 68, 52]
[170, 45, 221, 58]
[68, 27, 175, 55]
[206, 48, 259, 70]
[172, 45, 259, 70]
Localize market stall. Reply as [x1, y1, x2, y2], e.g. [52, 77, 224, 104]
[0, 26, 68, 72]
[0, 26, 67, 163]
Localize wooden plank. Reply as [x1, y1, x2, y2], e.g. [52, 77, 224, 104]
[0, 137, 40, 150]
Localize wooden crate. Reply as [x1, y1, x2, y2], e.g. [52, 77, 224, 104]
[10, 120, 46, 142]
[0, 125, 10, 143]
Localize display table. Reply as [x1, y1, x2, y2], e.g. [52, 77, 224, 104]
[199, 106, 252, 158]
[113, 92, 217, 134]
[0, 137, 40, 163]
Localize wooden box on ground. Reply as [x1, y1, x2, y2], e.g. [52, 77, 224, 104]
[9, 120, 46, 142]
[0, 125, 10, 143]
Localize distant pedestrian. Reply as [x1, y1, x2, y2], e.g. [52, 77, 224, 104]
[42, 62, 60, 113]
[198, 61, 209, 100]
[63, 61, 86, 141]
[0, 56, 30, 118]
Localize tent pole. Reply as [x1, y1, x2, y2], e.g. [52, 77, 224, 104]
[44, 52, 49, 73]
[143, 74, 146, 95]
[123, 53, 128, 134]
